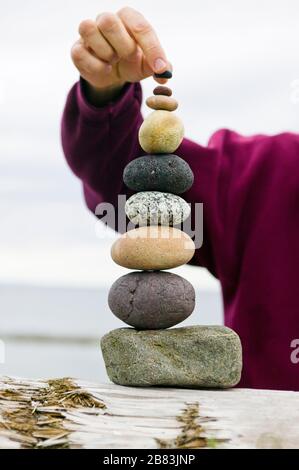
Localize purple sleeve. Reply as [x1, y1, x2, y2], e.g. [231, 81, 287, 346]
[61, 80, 222, 275]
[61, 80, 299, 390]
[61, 80, 299, 282]
[61, 80, 144, 209]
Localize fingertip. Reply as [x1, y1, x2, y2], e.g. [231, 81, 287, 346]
[71, 42, 84, 62]
[79, 19, 95, 37]
[153, 59, 172, 82]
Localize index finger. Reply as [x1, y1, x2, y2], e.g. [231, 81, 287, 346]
[117, 7, 169, 75]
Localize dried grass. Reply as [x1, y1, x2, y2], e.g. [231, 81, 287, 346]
[0, 377, 106, 449]
[0, 378, 229, 449]
[156, 402, 229, 449]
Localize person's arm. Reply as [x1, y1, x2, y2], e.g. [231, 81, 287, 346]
[82, 80, 126, 107]
[62, 5, 174, 222]
[66, 8, 297, 285]
[61, 76, 222, 275]
[61, 79, 143, 211]
[62, 70, 299, 287]
[61, 5, 226, 277]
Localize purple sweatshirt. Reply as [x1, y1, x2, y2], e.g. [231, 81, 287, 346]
[62, 80, 299, 391]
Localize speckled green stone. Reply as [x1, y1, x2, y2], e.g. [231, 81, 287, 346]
[101, 326, 242, 389]
[125, 191, 190, 226]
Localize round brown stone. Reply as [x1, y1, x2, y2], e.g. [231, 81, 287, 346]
[146, 95, 178, 112]
[111, 226, 195, 270]
[153, 86, 173, 96]
[108, 271, 196, 330]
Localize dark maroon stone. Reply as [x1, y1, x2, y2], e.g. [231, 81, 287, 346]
[108, 271, 196, 330]
[153, 86, 173, 97]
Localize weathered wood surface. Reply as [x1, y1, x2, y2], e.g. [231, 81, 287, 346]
[0, 376, 299, 449]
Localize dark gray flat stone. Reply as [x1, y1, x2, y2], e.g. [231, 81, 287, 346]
[123, 154, 194, 195]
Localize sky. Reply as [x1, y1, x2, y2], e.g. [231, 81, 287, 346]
[1, 0, 299, 290]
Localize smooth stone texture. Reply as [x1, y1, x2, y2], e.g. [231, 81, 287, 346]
[139, 111, 184, 154]
[123, 154, 194, 194]
[101, 326, 243, 388]
[146, 95, 178, 112]
[153, 85, 172, 96]
[125, 191, 190, 226]
[108, 271, 195, 329]
[154, 70, 173, 79]
[111, 226, 195, 270]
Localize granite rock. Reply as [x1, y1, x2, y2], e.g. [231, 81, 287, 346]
[101, 326, 242, 388]
[125, 191, 190, 226]
[108, 271, 195, 329]
[123, 154, 194, 195]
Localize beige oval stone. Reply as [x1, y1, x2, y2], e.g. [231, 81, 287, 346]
[146, 95, 178, 112]
[139, 110, 184, 154]
[111, 226, 195, 270]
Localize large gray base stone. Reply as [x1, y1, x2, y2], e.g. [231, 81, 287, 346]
[101, 326, 242, 389]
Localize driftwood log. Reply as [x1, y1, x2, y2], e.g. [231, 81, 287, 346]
[0, 376, 299, 449]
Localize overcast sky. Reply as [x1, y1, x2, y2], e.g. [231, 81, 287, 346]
[1, 0, 299, 289]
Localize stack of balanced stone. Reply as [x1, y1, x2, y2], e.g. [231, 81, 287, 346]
[101, 83, 242, 389]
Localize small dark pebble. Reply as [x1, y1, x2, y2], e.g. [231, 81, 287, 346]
[153, 86, 172, 97]
[154, 70, 173, 79]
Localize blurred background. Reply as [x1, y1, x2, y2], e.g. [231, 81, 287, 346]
[1, 0, 299, 381]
